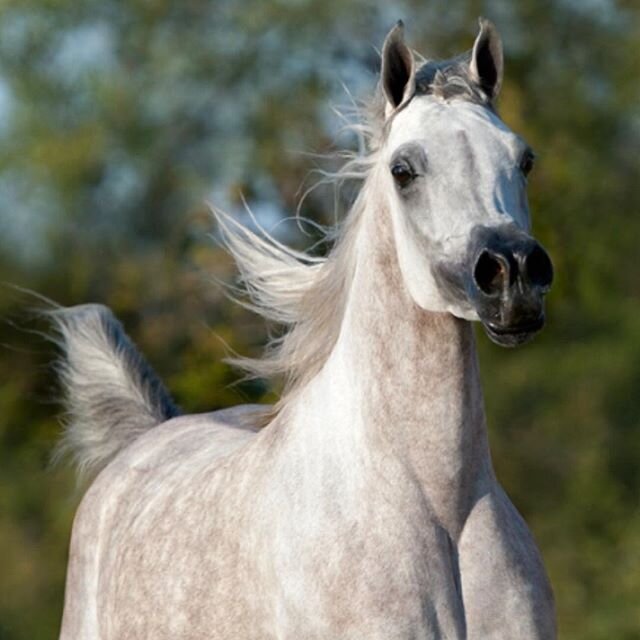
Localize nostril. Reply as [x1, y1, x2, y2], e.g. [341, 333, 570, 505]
[474, 250, 508, 295]
[525, 246, 554, 290]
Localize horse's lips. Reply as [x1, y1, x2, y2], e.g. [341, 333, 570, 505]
[482, 314, 545, 347]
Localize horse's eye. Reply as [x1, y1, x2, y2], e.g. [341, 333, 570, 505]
[520, 150, 535, 177]
[391, 163, 414, 188]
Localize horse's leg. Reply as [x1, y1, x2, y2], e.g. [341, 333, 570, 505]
[457, 485, 556, 640]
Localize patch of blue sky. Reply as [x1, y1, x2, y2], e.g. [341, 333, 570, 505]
[49, 21, 117, 86]
[0, 76, 14, 138]
[0, 171, 62, 267]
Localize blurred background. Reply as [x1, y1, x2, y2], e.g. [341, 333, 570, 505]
[0, 0, 638, 637]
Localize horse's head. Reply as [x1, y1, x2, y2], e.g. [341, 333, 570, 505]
[378, 20, 553, 347]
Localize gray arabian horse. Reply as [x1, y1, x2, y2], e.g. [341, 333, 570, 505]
[54, 19, 556, 640]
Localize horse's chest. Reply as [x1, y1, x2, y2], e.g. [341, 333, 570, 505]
[267, 495, 465, 639]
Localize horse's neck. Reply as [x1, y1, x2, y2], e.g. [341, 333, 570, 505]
[286, 199, 494, 536]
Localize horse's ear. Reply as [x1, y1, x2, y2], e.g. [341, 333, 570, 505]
[381, 21, 415, 115]
[469, 18, 503, 100]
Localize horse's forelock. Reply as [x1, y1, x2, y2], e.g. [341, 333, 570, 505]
[367, 52, 496, 148]
[418, 55, 494, 108]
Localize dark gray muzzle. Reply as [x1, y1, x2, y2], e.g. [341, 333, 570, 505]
[466, 224, 553, 346]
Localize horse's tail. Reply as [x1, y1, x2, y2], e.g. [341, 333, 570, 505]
[49, 304, 180, 478]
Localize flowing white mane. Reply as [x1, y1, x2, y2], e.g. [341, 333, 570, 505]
[213, 144, 379, 419]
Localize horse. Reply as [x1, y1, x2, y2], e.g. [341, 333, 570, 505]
[53, 18, 556, 639]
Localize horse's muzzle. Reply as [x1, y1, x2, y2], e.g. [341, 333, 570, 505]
[466, 224, 553, 347]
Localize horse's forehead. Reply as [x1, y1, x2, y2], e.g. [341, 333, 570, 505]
[387, 99, 515, 155]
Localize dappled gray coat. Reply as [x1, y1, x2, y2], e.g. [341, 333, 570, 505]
[54, 19, 555, 640]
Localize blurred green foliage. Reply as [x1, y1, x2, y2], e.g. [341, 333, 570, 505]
[0, 1, 639, 638]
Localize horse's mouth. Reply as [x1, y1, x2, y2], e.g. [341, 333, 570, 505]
[482, 315, 545, 347]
